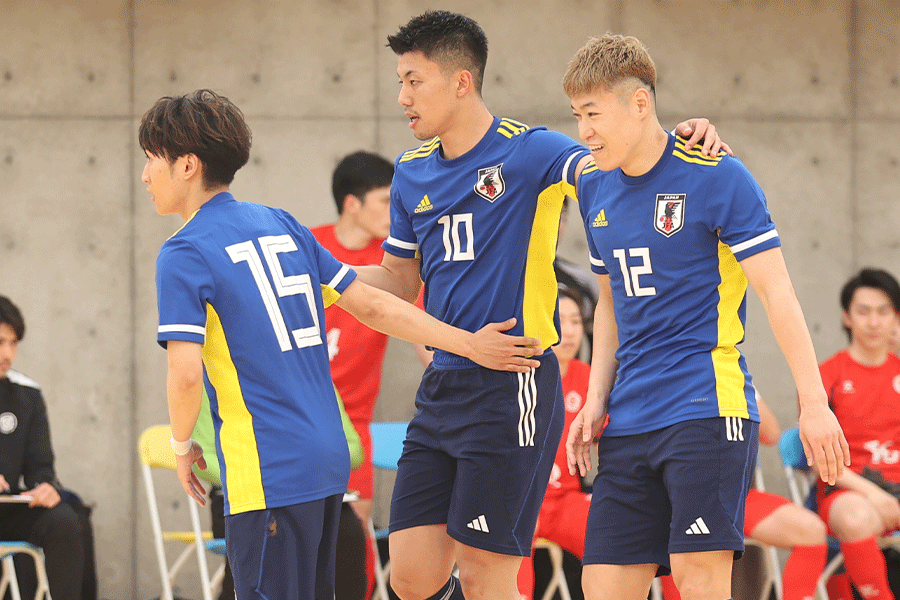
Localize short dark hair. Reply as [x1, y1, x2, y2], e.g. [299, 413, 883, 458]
[0, 296, 25, 341]
[839, 267, 900, 339]
[387, 10, 489, 95]
[138, 89, 252, 189]
[331, 151, 394, 215]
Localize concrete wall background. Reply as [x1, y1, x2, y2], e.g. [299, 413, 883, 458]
[1, 0, 897, 597]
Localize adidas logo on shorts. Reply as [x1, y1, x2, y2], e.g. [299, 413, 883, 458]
[685, 517, 710, 535]
[467, 515, 490, 533]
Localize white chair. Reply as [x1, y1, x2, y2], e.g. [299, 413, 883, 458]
[0, 542, 51, 600]
[779, 427, 900, 600]
[139, 424, 226, 600]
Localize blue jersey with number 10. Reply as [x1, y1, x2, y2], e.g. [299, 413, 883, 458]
[384, 117, 588, 359]
[156, 192, 353, 515]
[578, 133, 780, 436]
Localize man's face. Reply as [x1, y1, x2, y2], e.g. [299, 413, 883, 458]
[0, 323, 18, 379]
[397, 51, 458, 141]
[843, 286, 900, 354]
[570, 87, 640, 172]
[353, 186, 392, 240]
[141, 152, 187, 216]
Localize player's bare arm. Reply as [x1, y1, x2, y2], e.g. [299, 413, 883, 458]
[354, 252, 423, 303]
[335, 278, 542, 372]
[166, 340, 209, 505]
[740, 247, 850, 484]
[567, 273, 618, 477]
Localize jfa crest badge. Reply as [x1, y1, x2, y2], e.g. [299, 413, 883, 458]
[474, 164, 505, 202]
[654, 194, 685, 237]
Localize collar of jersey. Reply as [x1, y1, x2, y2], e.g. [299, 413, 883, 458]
[617, 131, 675, 187]
[201, 191, 237, 209]
[433, 116, 501, 168]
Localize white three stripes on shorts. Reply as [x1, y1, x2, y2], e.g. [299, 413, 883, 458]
[517, 368, 537, 447]
[725, 416, 745, 442]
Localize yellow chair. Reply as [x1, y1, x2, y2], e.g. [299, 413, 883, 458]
[0, 542, 51, 600]
[139, 424, 225, 600]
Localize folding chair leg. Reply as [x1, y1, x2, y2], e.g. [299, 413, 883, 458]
[1, 555, 22, 600]
[368, 518, 390, 600]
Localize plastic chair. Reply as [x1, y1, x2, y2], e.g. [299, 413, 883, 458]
[779, 427, 900, 600]
[0, 542, 51, 600]
[369, 422, 409, 600]
[533, 538, 572, 600]
[139, 424, 226, 600]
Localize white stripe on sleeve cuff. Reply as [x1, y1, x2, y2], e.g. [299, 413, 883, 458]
[386, 236, 419, 251]
[729, 230, 779, 254]
[158, 324, 206, 336]
[327, 264, 352, 290]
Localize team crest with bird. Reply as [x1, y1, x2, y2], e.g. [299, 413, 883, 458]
[654, 193, 685, 237]
[474, 164, 506, 202]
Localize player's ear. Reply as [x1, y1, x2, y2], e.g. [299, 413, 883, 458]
[182, 153, 202, 180]
[343, 194, 361, 214]
[632, 87, 652, 119]
[456, 69, 473, 98]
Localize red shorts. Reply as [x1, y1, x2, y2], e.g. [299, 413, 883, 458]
[743, 488, 791, 537]
[534, 491, 592, 559]
[347, 420, 374, 499]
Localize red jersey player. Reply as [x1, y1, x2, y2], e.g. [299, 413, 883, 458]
[815, 268, 900, 600]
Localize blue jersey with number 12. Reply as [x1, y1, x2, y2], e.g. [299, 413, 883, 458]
[578, 133, 780, 436]
[156, 192, 353, 515]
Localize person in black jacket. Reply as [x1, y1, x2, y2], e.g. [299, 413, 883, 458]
[0, 295, 84, 600]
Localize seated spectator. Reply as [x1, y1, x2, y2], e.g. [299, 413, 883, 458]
[0, 295, 90, 600]
[516, 286, 594, 599]
[661, 394, 828, 600]
[815, 268, 900, 600]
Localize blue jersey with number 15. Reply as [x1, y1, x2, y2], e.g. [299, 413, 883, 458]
[156, 192, 353, 515]
[578, 133, 780, 436]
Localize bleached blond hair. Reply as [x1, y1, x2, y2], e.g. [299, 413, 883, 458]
[563, 34, 657, 102]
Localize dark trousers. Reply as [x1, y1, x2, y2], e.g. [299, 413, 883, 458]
[0, 501, 84, 600]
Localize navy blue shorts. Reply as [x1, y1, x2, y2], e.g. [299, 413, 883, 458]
[390, 352, 565, 556]
[225, 494, 342, 600]
[583, 417, 758, 571]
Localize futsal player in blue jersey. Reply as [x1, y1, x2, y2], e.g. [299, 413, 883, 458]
[140, 89, 544, 600]
[350, 11, 731, 600]
[562, 35, 851, 600]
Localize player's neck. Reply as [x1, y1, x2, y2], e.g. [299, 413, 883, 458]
[558, 358, 570, 377]
[621, 123, 668, 178]
[180, 184, 228, 221]
[847, 341, 890, 367]
[333, 217, 374, 251]
[439, 103, 494, 161]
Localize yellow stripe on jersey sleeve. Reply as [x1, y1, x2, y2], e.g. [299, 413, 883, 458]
[712, 240, 750, 418]
[399, 138, 441, 163]
[321, 285, 340, 308]
[202, 304, 267, 513]
[498, 119, 529, 138]
[522, 180, 574, 348]
[581, 160, 599, 175]
[673, 150, 722, 166]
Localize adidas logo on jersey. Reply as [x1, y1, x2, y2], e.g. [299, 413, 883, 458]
[685, 517, 710, 535]
[592, 209, 608, 227]
[467, 515, 490, 533]
[415, 195, 434, 213]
